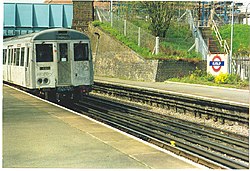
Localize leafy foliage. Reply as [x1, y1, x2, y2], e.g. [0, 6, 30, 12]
[168, 68, 248, 89]
[140, 1, 176, 37]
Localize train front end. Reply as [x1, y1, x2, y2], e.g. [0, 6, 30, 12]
[33, 29, 94, 101]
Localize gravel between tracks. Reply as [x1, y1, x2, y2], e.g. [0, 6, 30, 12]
[150, 107, 249, 137]
[92, 92, 249, 137]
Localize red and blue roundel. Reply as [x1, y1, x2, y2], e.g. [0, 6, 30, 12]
[209, 55, 224, 72]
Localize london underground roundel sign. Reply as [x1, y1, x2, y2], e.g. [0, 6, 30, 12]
[207, 54, 228, 76]
[209, 55, 224, 72]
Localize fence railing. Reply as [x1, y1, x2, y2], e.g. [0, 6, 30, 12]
[96, 6, 157, 54]
[186, 10, 208, 60]
[232, 56, 249, 80]
[211, 20, 230, 54]
[95, 7, 249, 80]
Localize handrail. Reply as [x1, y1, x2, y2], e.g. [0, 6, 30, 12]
[211, 20, 230, 54]
[186, 10, 209, 59]
[224, 40, 230, 54]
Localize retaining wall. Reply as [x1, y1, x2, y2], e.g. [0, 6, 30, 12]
[88, 24, 206, 82]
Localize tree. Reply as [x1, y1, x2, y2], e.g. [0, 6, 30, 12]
[141, 1, 176, 38]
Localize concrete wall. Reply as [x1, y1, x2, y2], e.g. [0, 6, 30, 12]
[88, 25, 158, 82]
[88, 24, 206, 82]
[155, 60, 206, 82]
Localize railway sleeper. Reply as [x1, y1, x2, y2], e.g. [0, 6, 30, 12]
[93, 87, 248, 125]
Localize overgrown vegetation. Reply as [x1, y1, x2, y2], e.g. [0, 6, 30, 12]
[167, 68, 249, 89]
[92, 20, 153, 57]
[219, 24, 250, 55]
[92, 20, 201, 60]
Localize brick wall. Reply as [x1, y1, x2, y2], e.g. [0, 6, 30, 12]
[72, 0, 94, 32]
[87, 24, 206, 82]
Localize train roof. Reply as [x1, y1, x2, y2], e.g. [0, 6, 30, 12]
[3, 28, 90, 42]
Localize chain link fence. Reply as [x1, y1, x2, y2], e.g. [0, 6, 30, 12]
[96, 6, 158, 54]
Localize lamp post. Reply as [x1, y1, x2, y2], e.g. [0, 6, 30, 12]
[246, 3, 250, 25]
[229, 1, 234, 74]
[110, 0, 113, 27]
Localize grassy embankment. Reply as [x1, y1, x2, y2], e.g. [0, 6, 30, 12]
[93, 20, 249, 89]
[168, 24, 250, 89]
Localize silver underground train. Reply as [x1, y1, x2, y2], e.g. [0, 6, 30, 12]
[3, 28, 94, 101]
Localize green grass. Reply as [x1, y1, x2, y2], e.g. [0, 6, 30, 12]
[92, 20, 202, 60]
[167, 69, 249, 89]
[219, 24, 250, 54]
[131, 19, 201, 59]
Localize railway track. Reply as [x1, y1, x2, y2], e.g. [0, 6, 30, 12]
[5, 83, 249, 169]
[93, 81, 249, 126]
[71, 95, 249, 169]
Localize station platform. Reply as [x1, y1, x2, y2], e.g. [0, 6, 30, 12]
[2, 85, 204, 169]
[95, 76, 249, 106]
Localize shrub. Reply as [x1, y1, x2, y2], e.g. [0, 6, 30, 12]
[92, 21, 102, 27]
[226, 74, 241, 84]
[206, 73, 215, 82]
[214, 73, 229, 84]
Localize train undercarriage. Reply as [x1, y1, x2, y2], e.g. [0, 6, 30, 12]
[41, 85, 92, 102]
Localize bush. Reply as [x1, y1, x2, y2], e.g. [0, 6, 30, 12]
[226, 74, 241, 84]
[92, 21, 102, 27]
[205, 73, 215, 82]
[168, 68, 248, 89]
[214, 73, 229, 84]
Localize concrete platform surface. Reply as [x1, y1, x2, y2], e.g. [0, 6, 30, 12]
[2, 85, 203, 169]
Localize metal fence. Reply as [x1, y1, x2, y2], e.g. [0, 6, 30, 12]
[96, 6, 161, 54]
[186, 10, 208, 60]
[95, 7, 249, 80]
[232, 56, 249, 80]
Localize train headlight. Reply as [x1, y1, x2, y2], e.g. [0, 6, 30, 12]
[43, 78, 50, 84]
[37, 78, 43, 85]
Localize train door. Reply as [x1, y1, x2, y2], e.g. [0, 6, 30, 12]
[57, 43, 71, 85]
[7, 47, 13, 81]
[25, 47, 30, 86]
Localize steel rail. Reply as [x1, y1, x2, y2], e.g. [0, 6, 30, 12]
[86, 95, 249, 149]
[78, 97, 249, 162]
[74, 99, 249, 169]
[93, 82, 249, 125]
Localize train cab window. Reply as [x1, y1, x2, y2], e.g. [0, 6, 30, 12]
[36, 44, 53, 62]
[74, 43, 89, 61]
[15, 48, 20, 66]
[20, 47, 25, 66]
[59, 43, 68, 62]
[3, 49, 7, 64]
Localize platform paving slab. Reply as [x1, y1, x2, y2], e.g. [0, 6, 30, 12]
[3, 85, 200, 169]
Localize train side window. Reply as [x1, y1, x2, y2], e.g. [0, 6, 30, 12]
[13, 49, 17, 65]
[59, 43, 68, 62]
[36, 44, 53, 62]
[3, 49, 7, 64]
[74, 43, 89, 61]
[8, 49, 13, 65]
[20, 47, 25, 66]
[26, 48, 30, 67]
[16, 48, 20, 66]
